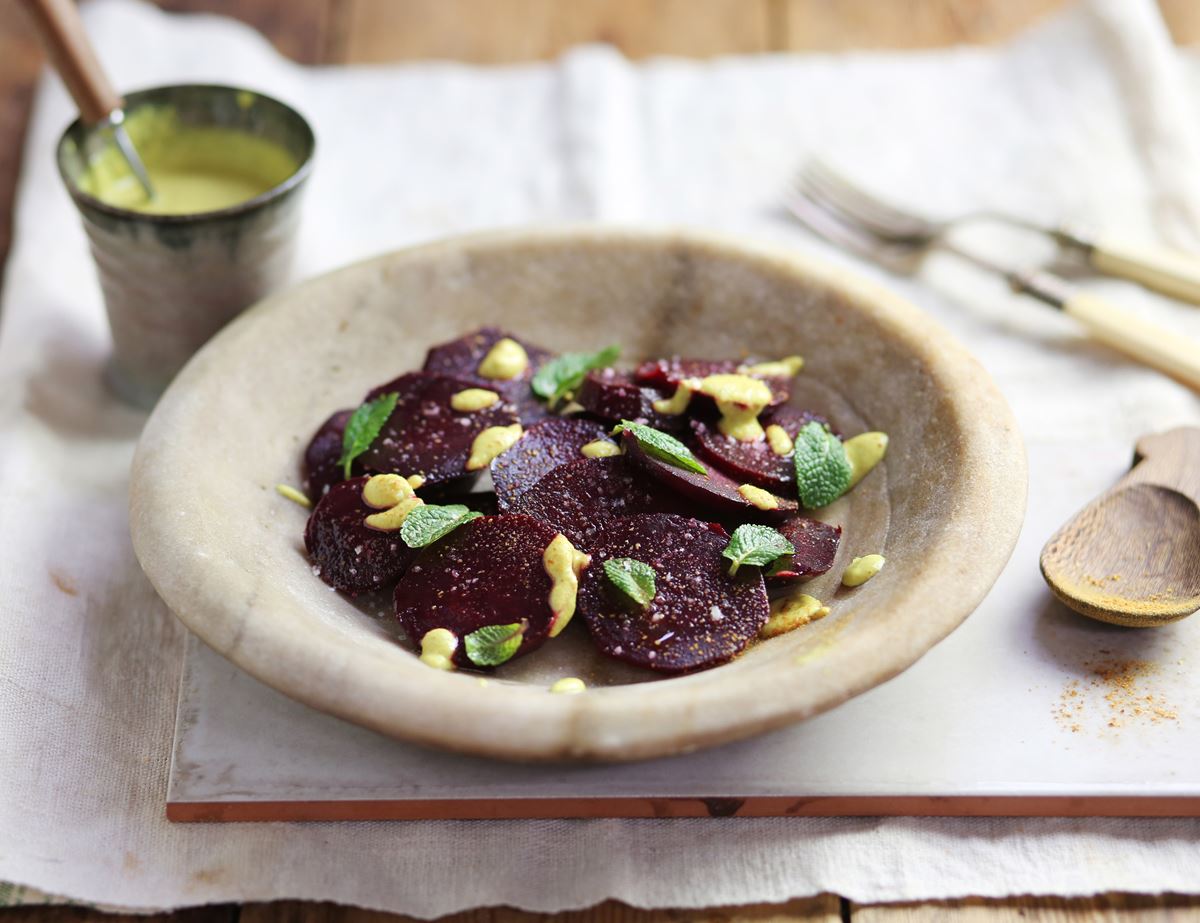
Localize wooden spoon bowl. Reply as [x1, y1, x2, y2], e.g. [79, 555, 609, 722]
[1041, 428, 1200, 627]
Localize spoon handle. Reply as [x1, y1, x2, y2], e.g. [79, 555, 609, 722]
[18, 0, 122, 124]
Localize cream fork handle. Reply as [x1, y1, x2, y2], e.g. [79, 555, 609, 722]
[1064, 293, 1200, 391]
[1090, 237, 1200, 306]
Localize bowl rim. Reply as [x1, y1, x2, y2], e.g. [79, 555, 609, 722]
[130, 226, 1028, 762]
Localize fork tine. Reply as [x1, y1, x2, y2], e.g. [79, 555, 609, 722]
[782, 184, 918, 273]
[799, 160, 935, 241]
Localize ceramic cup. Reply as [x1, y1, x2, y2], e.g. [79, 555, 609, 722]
[57, 84, 315, 408]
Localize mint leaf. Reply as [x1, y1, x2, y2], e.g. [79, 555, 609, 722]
[603, 557, 657, 608]
[531, 345, 620, 406]
[722, 524, 794, 577]
[464, 621, 526, 667]
[338, 392, 399, 480]
[614, 420, 707, 476]
[793, 421, 852, 508]
[400, 504, 481, 548]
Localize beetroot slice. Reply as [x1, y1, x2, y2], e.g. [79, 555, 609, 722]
[421, 327, 554, 424]
[621, 430, 796, 521]
[576, 369, 687, 433]
[303, 409, 352, 502]
[492, 417, 615, 510]
[691, 406, 827, 493]
[394, 514, 566, 667]
[766, 516, 842, 583]
[634, 358, 791, 407]
[578, 513, 768, 672]
[359, 372, 519, 489]
[506, 455, 690, 549]
[304, 477, 417, 596]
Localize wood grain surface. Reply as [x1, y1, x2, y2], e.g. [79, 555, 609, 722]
[2, 1, 1199, 920]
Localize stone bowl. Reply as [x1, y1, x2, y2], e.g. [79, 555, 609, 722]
[130, 227, 1026, 762]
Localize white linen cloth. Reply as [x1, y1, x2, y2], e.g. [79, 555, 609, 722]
[3, 0, 1200, 914]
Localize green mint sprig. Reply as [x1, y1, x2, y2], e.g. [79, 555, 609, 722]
[614, 420, 707, 476]
[793, 421, 852, 508]
[531, 345, 621, 406]
[464, 621, 527, 667]
[338, 392, 399, 480]
[722, 524, 794, 576]
[603, 557, 657, 608]
[400, 504, 481, 548]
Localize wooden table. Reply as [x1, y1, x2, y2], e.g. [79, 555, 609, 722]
[2, 2, 1198, 920]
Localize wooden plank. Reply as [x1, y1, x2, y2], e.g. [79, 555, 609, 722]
[0, 906, 237, 923]
[332, 0, 773, 64]
[151, 0, 334, 64]
[240, 896, 843, 923]
[852, 893, 1200, 921]
[778, 0, 1071, 50]
[1160, 0, 1200, 45]
[0, 1, 44, 291]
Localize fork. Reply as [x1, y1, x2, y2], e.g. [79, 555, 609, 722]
[785, 166, 1200, 392]
[800, 160, 1200, 306]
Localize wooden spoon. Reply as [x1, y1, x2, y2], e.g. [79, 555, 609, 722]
[1040, 427, 1200, 627]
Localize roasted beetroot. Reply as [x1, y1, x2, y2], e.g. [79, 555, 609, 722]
[621, 430, 796, 520]
[358, 372, 519, 489]
[765, 516, 842, 583]
[422, 327, 554, 423]
[691, 406, 827, 493]
[304, 477, 417, 595]
[394, 514, 573, 666]
[634, 357, 792, 407]
[575, 369, 687, 432]
[578, 513, 769, 671]
[491, 417, 615, 510]
[303, 409, 353, 502]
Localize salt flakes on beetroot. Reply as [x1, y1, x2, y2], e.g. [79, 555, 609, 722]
[492, 417, 615, 510]
[304, 477, 417, 596]
[621, 429, 796, 520]
[576, 368, 687, 432]
[692, 406, 828, 493]
[634, 357, 792, 406]
[394, 514, 566, 667]
[358, 371, 519, 489]
[506, 455, 691, 549]
[421, 327, 554, 423]
[578, 513, 769, 672]
[303, 408, 352, 502]
[765, 516, 842, 584]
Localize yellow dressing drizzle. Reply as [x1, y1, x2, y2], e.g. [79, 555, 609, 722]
[740, 355, 804, 378]
[477, 338, 528, 380]
[698, 374, 772, 442]
[419, 628, 458, 670]
[466, 423, 523, 471]
[843, 554, 886, 587]
[543, 534, 591, 638]
[362, 474, 425, 530]
[580, 439, 620, 458]
[450, 388, 500, 412]
[737, 484, 779, 510]
[764, 424, 794, 457]
[651, 379, 698, 415]
[406, 474, 426, 489]
[761, 594, 829, 638]
[549, 677, 587, 695]
[844, 432, 889, 488]
[275, 484, 311, 508]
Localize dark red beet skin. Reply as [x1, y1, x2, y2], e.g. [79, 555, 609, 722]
[691, 405, 826, 493]
[492, 417, 615, 510]
[303, 409, 353, 503]
[766, 516, 842, 583]
[359, 372, 519, 489]
[394, 514, 565, 666]
[304, 477, 417, 596]
[621, 430, 796, 521]
[578, 513, 769, 672]
[575, 369, 687, 433]
[633, 357, 791, 407]
[421, 327, 554, 424]
[506, 455, 691, 550]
